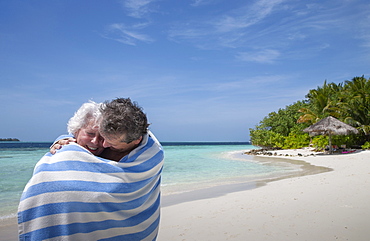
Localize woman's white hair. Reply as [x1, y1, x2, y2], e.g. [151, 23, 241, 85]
[67, 101, 102, 135]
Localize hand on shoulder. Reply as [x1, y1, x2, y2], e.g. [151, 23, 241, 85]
[50, 138, 77, 154]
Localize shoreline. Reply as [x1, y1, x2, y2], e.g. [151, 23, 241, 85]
[3, 149, 369, 240]
[158, 149, 370, 240]
[161, 149, 332, 207]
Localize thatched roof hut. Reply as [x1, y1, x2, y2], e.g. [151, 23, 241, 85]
[303, 116, 359, 153]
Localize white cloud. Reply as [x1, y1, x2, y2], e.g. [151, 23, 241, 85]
[190, 0, 215, 7]
[356, 9, 370, 48]
[102, 23, 154, 45]
[214, 0, 284, 32]
[169, 0, 285, 49]
[121, 0, 156, 18]
[236, 49, 280, 64]
[168, 0, 369, 55]
[287, 32, 306, 41]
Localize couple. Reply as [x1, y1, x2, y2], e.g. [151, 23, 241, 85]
[18, 98, 164, 241]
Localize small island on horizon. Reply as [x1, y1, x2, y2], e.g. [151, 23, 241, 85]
[0, 138, 20, 141]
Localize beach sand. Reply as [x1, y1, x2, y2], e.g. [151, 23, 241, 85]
[158, 149, 370, 241]
[0, 218, 17, 241]
[2, 149, 369, 240]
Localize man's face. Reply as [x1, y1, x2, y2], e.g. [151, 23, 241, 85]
[75, 124, 105, 156]
[101, 133, 142, 154]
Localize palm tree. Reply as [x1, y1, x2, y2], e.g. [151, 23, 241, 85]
[297, 81, 342, 124]
[338, 76, 370, 137]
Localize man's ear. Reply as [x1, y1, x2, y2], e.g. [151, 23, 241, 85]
[133, 136, 143, 145]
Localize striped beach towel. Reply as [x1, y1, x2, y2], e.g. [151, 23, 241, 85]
[18, 132, 164, 241]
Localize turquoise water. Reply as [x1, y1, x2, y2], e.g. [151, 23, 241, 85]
[0, 148, 48, 219]
[0, 143, 301, 220]
[161, 144, 305, 195]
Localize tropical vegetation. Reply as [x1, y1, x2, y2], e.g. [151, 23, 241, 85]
[0, 138, 20, 141]
[249, 76, 370, 150]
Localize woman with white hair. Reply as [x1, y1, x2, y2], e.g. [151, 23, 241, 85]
[51, 101, 105, 156]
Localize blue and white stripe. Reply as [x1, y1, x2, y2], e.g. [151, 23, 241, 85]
[18, 132, 164, 241]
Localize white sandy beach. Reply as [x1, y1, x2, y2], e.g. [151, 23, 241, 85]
[158, 149, 370, 241]
[2, 149, 369, 241]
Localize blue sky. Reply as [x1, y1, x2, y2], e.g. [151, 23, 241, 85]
[1, 0, 369, 142]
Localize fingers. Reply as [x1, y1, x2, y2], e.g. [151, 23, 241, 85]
[66, 138, 77, 144]
[50, 143, 61, 154]
[62, 138, 76, 145]
[49, 138, 76, 154]
[59, 139, 69, 145]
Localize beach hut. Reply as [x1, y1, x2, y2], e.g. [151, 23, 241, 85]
[303, 116, 359, 153]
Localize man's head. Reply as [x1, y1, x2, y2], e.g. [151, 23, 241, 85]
[99, 98, 148, 152]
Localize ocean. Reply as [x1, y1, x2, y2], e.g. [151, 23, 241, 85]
[0, 142, 304, 221]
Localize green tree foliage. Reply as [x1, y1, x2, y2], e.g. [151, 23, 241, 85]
[0, 138, 20, 141]
[249, 129, 285, 148]
[250, 76, 369, 149]
[282, 131, 310, 149]
[310, 135, 328, 151]
[362, 141, 370, 149]
[297, 81, 343, 124]
[339, 76, 370, 137]
[250, 101, 310, 148]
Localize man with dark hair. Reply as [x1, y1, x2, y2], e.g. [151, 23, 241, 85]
[99, 98, 151, 161]
[18, 98, 164, 241]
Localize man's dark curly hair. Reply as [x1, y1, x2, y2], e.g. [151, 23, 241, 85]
[99, 98, 148, 143]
